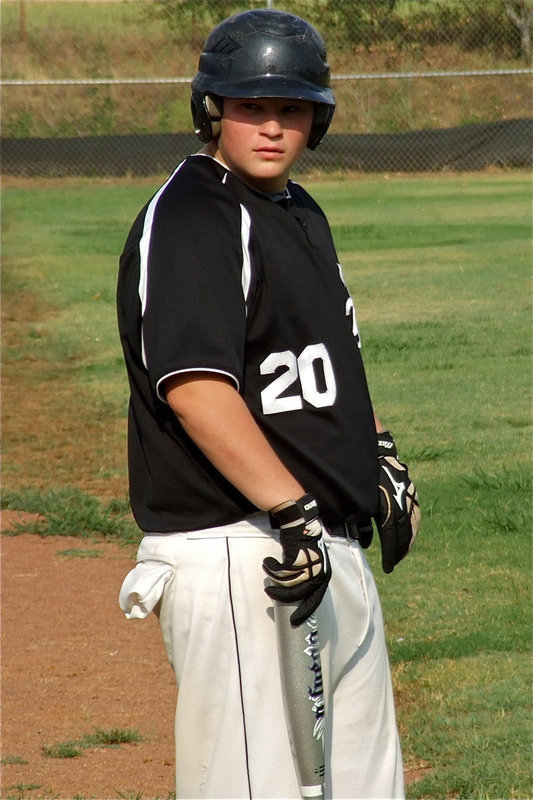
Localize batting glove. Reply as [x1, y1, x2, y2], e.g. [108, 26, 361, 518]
[376, 431, 420, 574]
[263, 494, 332, 627]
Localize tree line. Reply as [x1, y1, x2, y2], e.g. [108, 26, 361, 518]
[145, 0, 532, 61]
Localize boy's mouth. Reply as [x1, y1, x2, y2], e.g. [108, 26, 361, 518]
[255, 147, 284, 156]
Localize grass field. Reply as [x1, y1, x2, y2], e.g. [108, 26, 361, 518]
[2, 170, 531, 799]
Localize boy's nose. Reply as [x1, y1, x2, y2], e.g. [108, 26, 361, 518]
[260, 117, 283, 137]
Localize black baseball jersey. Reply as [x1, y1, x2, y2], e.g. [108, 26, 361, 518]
[117, 154, 379, 532]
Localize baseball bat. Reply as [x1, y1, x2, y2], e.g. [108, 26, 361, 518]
[274, 602, 326, 799]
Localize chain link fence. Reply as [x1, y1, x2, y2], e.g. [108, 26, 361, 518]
[2, 0, 532, 176]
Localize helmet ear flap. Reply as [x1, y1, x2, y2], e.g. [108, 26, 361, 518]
[191, 92, 222, 143]
[308, 104, 335, 150]
[205, 95, 222, 140]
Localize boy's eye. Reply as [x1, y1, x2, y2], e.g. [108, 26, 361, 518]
[283, 104, 310, 115]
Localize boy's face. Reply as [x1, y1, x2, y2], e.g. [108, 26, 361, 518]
[209, 97, 314, 193]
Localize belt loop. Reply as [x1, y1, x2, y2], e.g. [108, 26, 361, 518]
[345, 520, 360, 542]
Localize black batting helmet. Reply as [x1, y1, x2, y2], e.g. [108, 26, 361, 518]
[191, 9, 335, 150]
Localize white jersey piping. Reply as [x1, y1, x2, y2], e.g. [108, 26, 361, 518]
[139, 159, 187, 369]
[156, 367, 240, 405]
[240, 204, 252, 309]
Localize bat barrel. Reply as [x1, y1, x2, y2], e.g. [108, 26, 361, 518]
[274, 603, 326, 800]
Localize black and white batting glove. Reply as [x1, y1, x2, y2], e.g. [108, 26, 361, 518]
[263, 494, 332, 627]
[376, 431, 420, 574]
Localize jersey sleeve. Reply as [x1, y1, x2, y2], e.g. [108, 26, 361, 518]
[139, 173, 249, 402]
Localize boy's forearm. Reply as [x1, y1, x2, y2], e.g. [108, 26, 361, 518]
[374, 412, 386, 434]
[164, 373, 305, 511]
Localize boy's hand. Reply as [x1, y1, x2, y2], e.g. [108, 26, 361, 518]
[263, 494, 331, 627]
[376, 431, 420, 573]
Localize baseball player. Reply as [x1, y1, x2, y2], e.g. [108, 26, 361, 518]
[117, 9, 420, 799]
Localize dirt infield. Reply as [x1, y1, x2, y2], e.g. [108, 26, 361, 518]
[1, 524, 176, 800]
[1, 518, 427, 799]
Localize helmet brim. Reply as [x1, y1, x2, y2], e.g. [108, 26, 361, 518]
[193, 75, 335, 108]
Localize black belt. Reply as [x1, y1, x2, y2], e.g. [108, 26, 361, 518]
[327, 520, 361, 541]
[268, 515, 361, 542]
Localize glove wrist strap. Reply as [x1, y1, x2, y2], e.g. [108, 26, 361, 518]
[270, 493, 318, 528]
[377, 430, 397, 457]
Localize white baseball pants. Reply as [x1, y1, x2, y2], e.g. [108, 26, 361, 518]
[119, 514, 404, 799]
